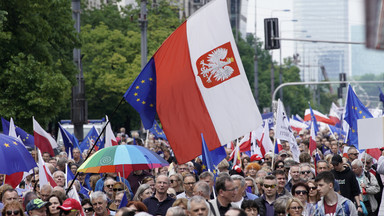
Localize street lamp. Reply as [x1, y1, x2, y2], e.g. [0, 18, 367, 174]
[279, 19, 298, 101]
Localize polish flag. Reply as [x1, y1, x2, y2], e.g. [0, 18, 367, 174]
[33, 117, 58, 156]
[37, 150, 57, 187]
[290, 118, 308, 134]
[123, 0, 262, 164]
[304, 109, 334, 125]
[105, 116, 118, 148]
[257, 121, 273, 157]
[329, 103, 341, 126]
[309, 121, 317, 155]
[343, 146, 350, 158]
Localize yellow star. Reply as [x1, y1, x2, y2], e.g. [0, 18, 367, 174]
[150, 104, 154, 107]
[355, 107, 357, 110]
[149, 77, 153, 81]
[213, 170, 217, 174]
[352, 129, 355, 133]
[142, 101, 146, 104]
[4, 143, 10, 147]
[26, 136, 29, 139]
[351, 106, 354, 109]
[230, 57, 234, 62]
[23, 139, 25, 141]
[136, 86, 139, 89]
[202, 164, 206, 170]
[363, 116, 366, 119]
[13, 141, 17, 145]
[137, 98, 140, 102]
[134, 93, 138, 96]
[141, 80, 145, 84]
[359, 111, 362, 114]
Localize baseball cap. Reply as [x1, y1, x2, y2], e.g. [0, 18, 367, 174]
[26, 199, 48, 211]
[331, 154, 343, 165]
[58, 198, 85, 216]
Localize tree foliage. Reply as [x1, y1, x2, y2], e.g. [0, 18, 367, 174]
[0, 0, 79, 130]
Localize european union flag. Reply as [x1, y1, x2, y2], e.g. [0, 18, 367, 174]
[344, 85, 373, 148]
[79, 126, 104, 152]
[308, 103, 319, 133]
[1, 117, 35, 148]
[149, 120, 167, 140]
[124, 58, 157, 129]
[118, 191, 128, 209]
[58, 124, 81, 155]
[379, 87, 384, 104]
[201, 133, 218, 176]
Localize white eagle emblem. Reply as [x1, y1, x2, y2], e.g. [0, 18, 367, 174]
[199, 48, 234, 83]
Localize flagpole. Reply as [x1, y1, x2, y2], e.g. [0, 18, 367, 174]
[145, 130, 149, 148]
[271, 136, 277, 170]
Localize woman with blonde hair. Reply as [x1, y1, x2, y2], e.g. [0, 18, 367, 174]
[169, 173, 184, 195]
[307, 180, 320, 204]
[286, 197, 304, 216]
[133, 184, 153, 202]
[2, 201, 24, 216]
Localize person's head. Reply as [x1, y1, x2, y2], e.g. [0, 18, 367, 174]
[361, 153, 374, 171]
[133, 184, 153, 201]
[316, 160, 330, 174]
[262, 175, 277, 198]
[89, 175, 101, 192]
[103, 178, 116, 198]
[289, 165, 300, 182]
[244, 177, 257, 195]
[299, 163, 312, 181]
[291, 182, 309, 205]
[155, 175, 170, 196]
[126, 201, 148, 214]
[217, 160, 230, 173]
[330, 143, 338, 154]
[241, 157, 251, 170]
[42, 152, 51, 162]
[215, 176, 237, 205]
[26, 199, 48, 216]
[141, 176, 155, 192]
[347, 147, 359, 161]
[58, 198, 83, 216]
[315, 171, 335, 197]
[230, 175, 246, 201]
[274, 160, 285, 171]
[172, 198, 188, 213]
[224, 208, 247, 216]
[307, 180, 320, 202]
[240, 200, 258, 216]
[272, 170, 286, 189]
[331, 154, 344, 172]
[113, 182, 128, 200]
[192, 181, 210, 200]
[113, 191, 125, 209]
[72, 148, 81, 160]
[273, 195, 290, 216]
[2, 189, 19, 205]
[285, 197, 304, 216]
[169, 173, 183, 191]
[245, 163, 260, 177]
[53, 171, 66, 187]
[187, 196, 208, 216]
[299, 141, 309, 153]
[48, 158, 57, 168]
[47, 194, 63, 216]
[90, 191, 108, 216]
[351, 159, 364, 176]
[183, 174, 196, 195]
[264, 152, 273, 163]
[299, 152, 311, 164]
[70, 164, 78, 175]
[81, 199, 94, 216]
[22, 192, 38, 211]
[40, 185, 53, 201]
[177, 164, 189, 174]
[2, 200, 24, 216]
[199, 172, 214, 190]
[166, 206, 186, 216]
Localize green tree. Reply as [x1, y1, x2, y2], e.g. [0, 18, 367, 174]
[0, 0, 79, 130]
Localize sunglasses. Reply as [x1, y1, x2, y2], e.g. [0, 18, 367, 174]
[106, 184, 114, 188]
[263, 184, 276, 189]
[309, 186, 317, 190]
[113, 188, 124, 192]
[83, 208, 94, 212]
[301, 171, 311, 175]
[295, 190, 308, 195]
[276, 165, 284, 168]
[6, 211, 20, 215]
[349, 153, 359, 156]
[170, 180, 177, 183]
[168, 193, 176, 198]
[290, 206, 303, 210]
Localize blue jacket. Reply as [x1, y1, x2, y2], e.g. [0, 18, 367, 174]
[95, 176, 134, 199]
[312, 193, 358, 216]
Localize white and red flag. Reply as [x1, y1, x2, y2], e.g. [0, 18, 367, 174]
[105, 116, 118, 148]
[304, 109, 334, 125]
[124, 0, 262, 164]
[33, 117, 58, 156]
[37, 150, 57, 187]
[309, 121, 317, 155]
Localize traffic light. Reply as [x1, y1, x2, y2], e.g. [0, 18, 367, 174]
[264, 18, 280, 50]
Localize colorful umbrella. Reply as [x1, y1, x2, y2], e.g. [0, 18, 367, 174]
[0, 134, 37, 175]
[77, 145, 169, 175]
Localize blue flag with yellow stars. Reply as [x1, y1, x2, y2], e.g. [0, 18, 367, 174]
[149, 120, 167, 140]
[79, 126, 104, 152]
[344, 85, 373, 149]
[201, 133, 218, 177]
[1, 117, 35, 148]
[0, 134, 37, 175]
[124, 58, 156, 129]
[58, 124, 81, 156]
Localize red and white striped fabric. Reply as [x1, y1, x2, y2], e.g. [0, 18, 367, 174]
[309, 121, 317, 155]
[37, 150, 57, 187]
[33, 117, 58, 156]
[329, 103, 341, 125]
[304, 109, 334, 125]
[290, 118, 308, 134]
[105, 116, 118, 148]
[152, 0, 262, 163]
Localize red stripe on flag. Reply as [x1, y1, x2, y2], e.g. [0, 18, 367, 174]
[43, 165, 57, 187]
[155, 23, 221, 164]
[5, 172, 23, 188]
[34, 132, 54, 156]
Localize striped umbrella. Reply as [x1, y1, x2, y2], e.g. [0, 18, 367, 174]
[77, 145, 169, 175]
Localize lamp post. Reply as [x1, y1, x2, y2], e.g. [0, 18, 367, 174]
[254, 0, 258, 104]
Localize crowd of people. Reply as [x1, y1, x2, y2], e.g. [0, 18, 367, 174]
[1, 126, 384, 216]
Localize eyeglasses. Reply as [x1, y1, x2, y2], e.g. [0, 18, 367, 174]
[170, 179, 179, 183]
[295, 190, 308, 195]
[6, 210, 20, 215]
[168, 193, 176, 198]
[106, 184, 114, 188]
[290, 206, 303, 210]
[349, 153, 359, 156]
[263, 184, 276, 189]
[83, 208, 94, 212]
[276, 165, 284, 168]
[224, 187, 238, 191]
[309, 186, 317, 190]
[184, 182, 195, 185]
[113, 188, 124, 192]
[301, 171, 311, 175]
